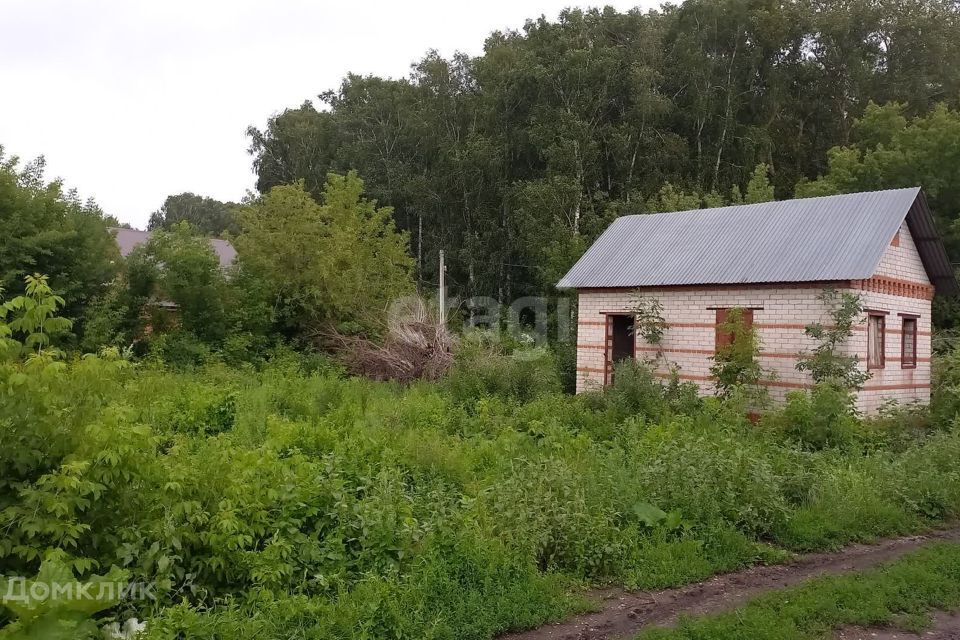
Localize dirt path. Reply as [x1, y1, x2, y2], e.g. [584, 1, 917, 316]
[836, 611, 960, 639]
[500, 526, 960, 640]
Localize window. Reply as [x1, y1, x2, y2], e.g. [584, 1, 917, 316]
[867, 313, 886, 369]
[715, 308, 754, 352]
[901, 316, 918, 369]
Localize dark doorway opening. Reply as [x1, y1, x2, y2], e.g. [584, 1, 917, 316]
[605, 314, 635, 385]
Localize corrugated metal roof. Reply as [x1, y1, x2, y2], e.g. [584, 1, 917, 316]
[557, 188, 956, 294]
[110, 228, 237, 269]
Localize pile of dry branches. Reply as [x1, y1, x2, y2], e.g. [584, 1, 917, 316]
[330, 296, 455, 382]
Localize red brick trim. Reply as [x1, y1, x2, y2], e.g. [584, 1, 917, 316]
[851, 276, 934, 300]
[852, 325, 932, 337]
[636, 346, 714, 356]
[580, 345, 931, 364]
[578, 368, 932, 393]
[652, 372, 811, 389]
[862, 382, 931, 391]
[577, 367, 606, 374]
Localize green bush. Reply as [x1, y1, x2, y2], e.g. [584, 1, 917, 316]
[594, 360, 702, 423]
[444, 339, 562, 405]
[3, 348, 960, 639]
[765, 382, 860, 451]
[147, 330, 212, 368]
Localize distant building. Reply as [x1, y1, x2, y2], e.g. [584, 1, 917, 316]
[109, 227, 237, 269]
[558, 188, 958, 413]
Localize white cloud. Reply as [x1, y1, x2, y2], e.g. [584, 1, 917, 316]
[1, 0, 659, 228]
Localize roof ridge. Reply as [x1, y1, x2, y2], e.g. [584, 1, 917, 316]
[614, 187, 923, 220]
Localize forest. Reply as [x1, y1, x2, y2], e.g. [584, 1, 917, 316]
[249, 0, 960, 311]
[5, 1, 960, 639]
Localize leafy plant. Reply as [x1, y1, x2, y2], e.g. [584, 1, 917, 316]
[709, 307, 766, 400]
[629, 294, 667, 355]
[2, 274, 73, 360]
[0, 551, 128, 639]
[796, 289, 871, 390]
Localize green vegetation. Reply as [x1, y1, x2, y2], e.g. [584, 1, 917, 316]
[234, 175, 414, 337]
[796, 289, 871, 391]
[148, 192, 238, 237]
[638, 542, 960, 640]
[3, 317, 960, 637]
[249, 1, 960, 305]
[5, 2, 960, 638]
[709, 308, 765, 400]
[0, 150, 118, 339]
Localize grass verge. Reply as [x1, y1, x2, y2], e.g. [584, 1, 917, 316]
[638, 542, 960, 639]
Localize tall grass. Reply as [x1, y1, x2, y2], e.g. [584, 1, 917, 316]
[3, 353, 960, 638]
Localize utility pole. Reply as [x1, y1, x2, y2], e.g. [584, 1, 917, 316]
[438, 250, 446, 325]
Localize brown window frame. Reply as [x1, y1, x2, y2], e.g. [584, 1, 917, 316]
[866, 311, 887, 370]
[899, 314, 919, 369]
[714, 307, 754, 354]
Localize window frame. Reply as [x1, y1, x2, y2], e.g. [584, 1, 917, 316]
[866, 311, 887, 370]
[899, 313, 919, 370]
[713, 307, 755, 354]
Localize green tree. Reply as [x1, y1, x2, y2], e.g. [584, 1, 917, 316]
[2, 274, 74, 360]
[0, 150, 118, 333]
[710, 307, 766, 399]
[797, 103, 960, 256]
[82, 225, 230, 352]
[246, 3, 960, 302]
[235, 174, 414, 336]
[743, 163, 775, 204]
[148, 193, 238, 237]
[796, 289, 871, 390]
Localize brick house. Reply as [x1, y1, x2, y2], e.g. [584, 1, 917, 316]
[557, 188, 958, 413]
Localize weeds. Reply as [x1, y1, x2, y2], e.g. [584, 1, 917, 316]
[3, 343, 960, 638]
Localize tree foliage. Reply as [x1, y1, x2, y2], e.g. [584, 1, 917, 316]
[148, 193, 237, 237]
[248, 1, 960, 301]
[796, 289, 871, 390]
[0, 150, 118, 331]
[235, 173, 414, 337]
[710, 307, 767, 399]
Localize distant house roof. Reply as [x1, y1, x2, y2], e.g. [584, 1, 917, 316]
[557, 188, 958, 295]
[109, 228, 237, 269]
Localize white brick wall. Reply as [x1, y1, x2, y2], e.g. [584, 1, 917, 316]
[874, 223, 931, 283]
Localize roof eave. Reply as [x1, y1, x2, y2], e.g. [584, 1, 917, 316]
[906, 191, 960, 297]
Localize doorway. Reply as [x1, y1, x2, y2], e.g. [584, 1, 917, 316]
[605, 314, 635, 385]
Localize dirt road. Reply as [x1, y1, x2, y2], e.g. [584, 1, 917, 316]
[500, 526, 960, 640]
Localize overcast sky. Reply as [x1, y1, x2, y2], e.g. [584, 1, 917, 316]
[1, 0, 663, 229]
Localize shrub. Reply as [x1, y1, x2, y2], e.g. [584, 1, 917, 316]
[3, 338, 958, 639]
[444, 338, 561, 405]
[796, 288, 870, 390]
[588, 360, 702, 424]
[709, 307, 767, 402]
[147, 330, 212, 368]
[766, 381, 861, 451]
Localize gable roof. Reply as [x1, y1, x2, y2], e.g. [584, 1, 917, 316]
[109, 228, 237, 269]
[557, 188, 958, 296]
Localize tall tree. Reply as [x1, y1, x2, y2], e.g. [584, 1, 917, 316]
[247, 2, 960, 303]
[0, 149, 118, 330]
[235, 173, 414, 336]
[148, 193, 238, 237]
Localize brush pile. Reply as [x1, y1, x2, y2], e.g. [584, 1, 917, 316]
[331, 296, 455, 382]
